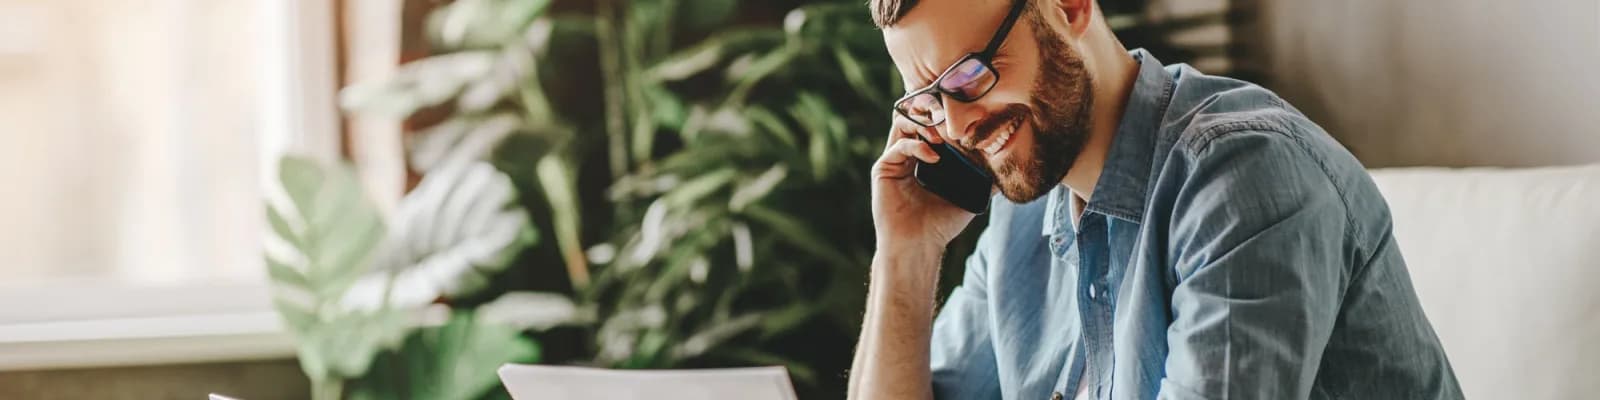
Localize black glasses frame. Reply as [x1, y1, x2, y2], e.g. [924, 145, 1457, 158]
[892, 0, 1028, 127]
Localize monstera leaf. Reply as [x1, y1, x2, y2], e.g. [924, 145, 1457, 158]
[295, 309, 413, 380]
[348, 312, 540, 400]
[265, 157, 412, 399]
[427, 0, 552, 51]
[409, 113, 523, 174]
[339, 51, 498, 118]
[340, 161, 536, 311]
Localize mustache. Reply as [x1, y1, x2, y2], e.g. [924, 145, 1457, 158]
[962, 103, 1031, 150]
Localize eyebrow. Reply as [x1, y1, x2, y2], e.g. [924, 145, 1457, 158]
[906, 70, 937, 94]
[904, 52, 961, 94]
[900, 0, 1024, 94]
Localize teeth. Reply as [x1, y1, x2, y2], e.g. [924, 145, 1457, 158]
[985, 125, 1014, 155]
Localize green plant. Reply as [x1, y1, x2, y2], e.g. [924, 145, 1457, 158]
[265, 157, 556, 400]
[341, 0, 897, 394]
[348, 313, 539, 400]
[578, 1, 898, 378]
[266, 157, 408, 399]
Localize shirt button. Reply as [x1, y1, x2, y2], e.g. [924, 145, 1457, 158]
[1087, 285, 1097, 299]
[1050, 391, 1064, 400]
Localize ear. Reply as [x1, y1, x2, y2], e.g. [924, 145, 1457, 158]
[1048, 0, 1095, 38]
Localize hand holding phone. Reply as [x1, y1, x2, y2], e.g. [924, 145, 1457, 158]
[870, 120, 985, 253]
[913, 140, 993, 214]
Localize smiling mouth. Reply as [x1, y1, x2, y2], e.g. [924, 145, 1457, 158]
[980, 118, 1022, 156]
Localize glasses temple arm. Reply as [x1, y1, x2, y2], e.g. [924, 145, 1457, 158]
[980, 0, 1028, 57]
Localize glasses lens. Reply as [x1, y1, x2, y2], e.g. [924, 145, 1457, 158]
[937, 58, 997, 101]
[897, 91, 945, 126]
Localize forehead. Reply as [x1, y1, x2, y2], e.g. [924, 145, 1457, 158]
[882, 0, 1012, 86]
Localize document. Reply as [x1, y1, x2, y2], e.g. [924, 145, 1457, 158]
[498, 364, 798, 400]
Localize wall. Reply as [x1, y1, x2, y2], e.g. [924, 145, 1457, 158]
[1252, 0, 1600, 167]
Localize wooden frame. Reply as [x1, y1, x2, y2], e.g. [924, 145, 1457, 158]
[338, 0, 408, 215]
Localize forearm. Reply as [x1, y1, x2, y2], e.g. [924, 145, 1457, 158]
[848, 246, 943, 400]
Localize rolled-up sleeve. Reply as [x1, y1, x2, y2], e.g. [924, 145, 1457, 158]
[1159, 129, 1351, 400]
[931, 226, 1002, 400]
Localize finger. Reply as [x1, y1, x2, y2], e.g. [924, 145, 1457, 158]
[890, 114, 943, 145]
[882, 137, 941, 165]
[874, 138, 937, 180]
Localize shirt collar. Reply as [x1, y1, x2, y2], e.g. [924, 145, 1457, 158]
[1044, 49, 1174, 236]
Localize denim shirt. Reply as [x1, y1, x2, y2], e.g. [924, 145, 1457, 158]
[928, 50, 1462, 400]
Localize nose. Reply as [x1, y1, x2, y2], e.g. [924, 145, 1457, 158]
[941, 98, 987, 147]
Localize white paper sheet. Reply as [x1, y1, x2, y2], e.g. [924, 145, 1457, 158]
[498, 364, 798, 400]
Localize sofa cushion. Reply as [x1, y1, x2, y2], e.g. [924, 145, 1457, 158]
[1369, 164, 1600, 399]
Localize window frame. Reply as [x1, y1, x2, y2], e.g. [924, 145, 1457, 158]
[0, 0, 384, 371]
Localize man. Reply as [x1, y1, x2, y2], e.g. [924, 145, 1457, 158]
[849, 0, 1463, 399]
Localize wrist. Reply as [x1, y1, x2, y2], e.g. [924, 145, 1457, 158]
[869, 245, 944, 294]
[874, 239, 944, 261]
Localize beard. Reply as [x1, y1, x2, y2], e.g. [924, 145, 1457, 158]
[962, 22, 1095, 203]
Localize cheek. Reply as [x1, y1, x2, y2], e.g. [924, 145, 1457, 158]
[1015, 123, 1039, 159]
[992, 52, 1044, 94]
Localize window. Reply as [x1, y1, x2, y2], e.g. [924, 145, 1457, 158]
[0, 0, 344, 369]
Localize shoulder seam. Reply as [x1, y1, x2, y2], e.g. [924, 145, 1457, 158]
[1181, 123, 1367, 259]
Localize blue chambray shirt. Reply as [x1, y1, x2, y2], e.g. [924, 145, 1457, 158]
[928, 50, 1462, 400]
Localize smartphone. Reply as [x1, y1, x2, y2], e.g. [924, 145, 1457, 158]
[913, 140, 994, 214]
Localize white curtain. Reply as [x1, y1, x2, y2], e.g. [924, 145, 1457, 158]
[0, 0, 292, 286]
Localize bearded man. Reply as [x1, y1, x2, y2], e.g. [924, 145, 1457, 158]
[850, 0, 1463, 399]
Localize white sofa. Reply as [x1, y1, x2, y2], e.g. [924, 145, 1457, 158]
[1370, 164, 1600, 399]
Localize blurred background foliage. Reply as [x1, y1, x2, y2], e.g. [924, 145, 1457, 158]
[273, 0, 1226, 398]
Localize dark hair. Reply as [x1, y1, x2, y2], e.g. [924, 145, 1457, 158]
[868, 0, 919, 28]
[870, 0, 1047, 28]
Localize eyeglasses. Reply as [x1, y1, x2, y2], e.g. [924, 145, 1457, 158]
[892, 0, 1027, 127]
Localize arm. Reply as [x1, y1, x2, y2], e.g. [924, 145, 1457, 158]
[853, 116, 985, 399]
[849, 246, 943, 400]
[1158, 130, 1350, 399]
[852, 228, 1003, 400]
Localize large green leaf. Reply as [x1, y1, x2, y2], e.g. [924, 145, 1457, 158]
[410, 113, 523, 174]
[266, 157, 386, 318]
[340, 51, 498, 118]
[297, 309, 412, 380]
[427, 0, 552, 50]
[266, 157, 408, 393]
[340, 161, 536, 311]
[348, 313, 540, 400]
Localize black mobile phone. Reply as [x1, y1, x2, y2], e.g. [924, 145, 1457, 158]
[913, 140, 994, 214]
